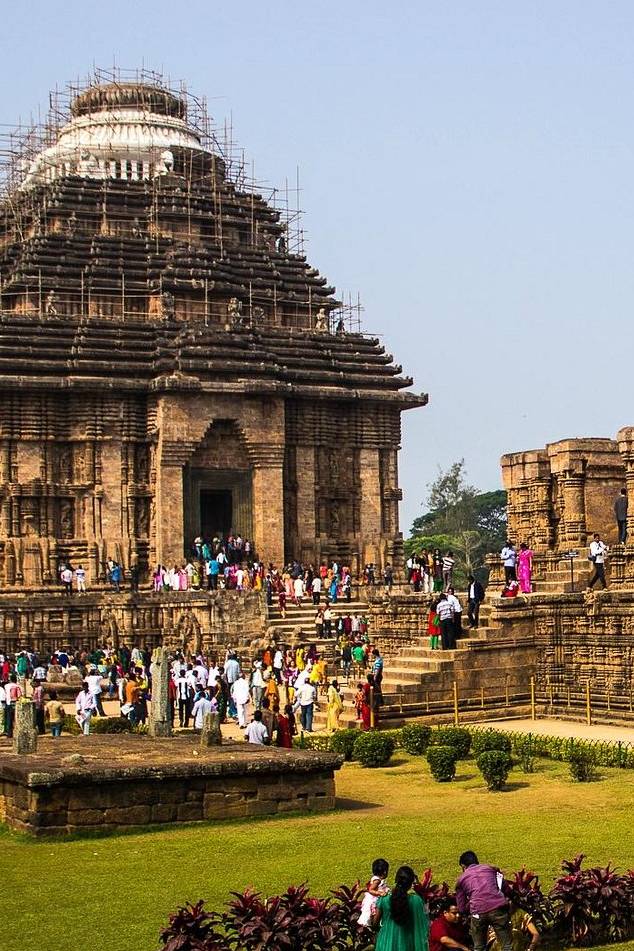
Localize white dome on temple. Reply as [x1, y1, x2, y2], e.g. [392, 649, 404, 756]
[21, 82, 207, 189]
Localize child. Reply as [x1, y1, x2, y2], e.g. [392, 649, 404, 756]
[354, 682, 364, 720]
[358, 858, 390, 927]
[428, 599, 440, 649]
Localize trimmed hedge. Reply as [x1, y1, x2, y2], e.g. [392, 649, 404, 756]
[471, 728, 512, 756]
[62, 714, 132, 735]
[401, 723, 432, 755]
[426, 744, 458, 781]
[428, 727, 471, 758]
[476, 750, 512, 790]
[467, 727, 634, 769]
[352, 730, 396, 767]
[569, 749, 597, 782]
[330, 729, 358, 761]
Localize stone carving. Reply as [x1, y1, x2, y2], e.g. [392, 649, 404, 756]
[59, 500, 74, 539]
[13, 700, 37, 754]
[148, 646, 172, 738]
[200, 711, 222, 746]
[315, 307, 329, 332]
[44, 291, 58, 316]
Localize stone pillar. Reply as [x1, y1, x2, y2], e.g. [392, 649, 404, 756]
[296, 446, 316, 563]
[155, 461, 185, 568]
[617, 427, 634, 544]
[148, 646, 172, 737]
[250, 445, 285, 567]
[560, 472, 586, 549]
[359, 448, 382, 567]
[13, 700, 38, 754]
[200, 710, 222, 746]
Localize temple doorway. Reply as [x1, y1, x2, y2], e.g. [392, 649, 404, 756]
[200, 489, 233, 538]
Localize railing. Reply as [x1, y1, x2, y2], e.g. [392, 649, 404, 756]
[379, 677, 531, 725]
[534, 676, 634, 725]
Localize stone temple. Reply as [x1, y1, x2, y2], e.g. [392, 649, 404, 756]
[0, 71, 425, 653]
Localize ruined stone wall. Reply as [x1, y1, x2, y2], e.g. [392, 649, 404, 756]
[0, 589, 266, 657]
[502, 437, 624, 554]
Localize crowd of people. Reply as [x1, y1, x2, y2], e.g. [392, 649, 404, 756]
[405, 550, 457, 594]
[361, 850, 538, 951]
[0, 627, 388, 739]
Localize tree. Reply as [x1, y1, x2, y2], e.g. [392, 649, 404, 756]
[406, 461, 507, 585]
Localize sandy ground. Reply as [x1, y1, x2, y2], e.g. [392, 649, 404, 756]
[478, 716, 634, 742]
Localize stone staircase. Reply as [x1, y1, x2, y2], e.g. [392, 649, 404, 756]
[312, 600, 535, 729]
[265, 598, 369, 660]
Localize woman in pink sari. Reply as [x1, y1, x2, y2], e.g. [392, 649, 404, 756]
[517, 543, 534, 593]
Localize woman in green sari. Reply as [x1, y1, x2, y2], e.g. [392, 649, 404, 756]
[373, 865, 429, 951]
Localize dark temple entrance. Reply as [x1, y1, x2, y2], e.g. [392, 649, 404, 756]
[200, 489, 233, 538]
[183, 466, 253, 551]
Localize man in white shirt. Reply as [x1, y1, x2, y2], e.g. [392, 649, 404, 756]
[250, 661, 265, 710]
[75, 683, 96, 735]
[175, 668, 192, 727]
[231, 672, 251, 728]
[588, 533, 609, 589]
[296, 681, 317, 732]
[245, 709, 269, 745]
[191, 691, 214, 731]
[436, 594, 456, 650]
[273, 649, 284, 684]
[446, 588, 463, 640]
[74, 565, 86, 593]
[311, 575, 322, 605]
[85, 669, 105, 716]
[500, 542, 517, 584]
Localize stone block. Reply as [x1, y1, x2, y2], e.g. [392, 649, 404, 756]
[245, 800, 277, 817]
[151, 803, 177, 823]
[66, 808, 103, 826]
[176, 801, 203, 822]
[203, 798, 247, 820]
[103, 805, 152, 825]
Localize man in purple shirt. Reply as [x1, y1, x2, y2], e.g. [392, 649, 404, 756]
[455, 851, 512, 951]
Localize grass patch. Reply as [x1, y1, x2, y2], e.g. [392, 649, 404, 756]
[3, 754, 634, 951]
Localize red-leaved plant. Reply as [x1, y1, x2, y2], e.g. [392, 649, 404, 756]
[158, 900, 224, 951]
[413, 868, 453, 918]
[502, 868, 554, 928]
[550, 854, 634, 945]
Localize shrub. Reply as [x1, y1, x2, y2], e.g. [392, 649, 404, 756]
[293, 733, 333, 753]
[92, 716, 132, 734]
[476, 750, 512, 790]
[426, 744, 458, 782]
[428, 727, 471, 758]
[330, 729, 358, 761]
[550, 854, 634, 944]
[62, 714, 81, 735]
[401, 723, 432, 755]
[569, 749, 597, 783]
[352, 730, 395, 768]
[471, 728, 512, 756]
[414, 868, 453, 917]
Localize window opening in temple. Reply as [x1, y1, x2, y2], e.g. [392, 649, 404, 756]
[200, 490, 233, 539]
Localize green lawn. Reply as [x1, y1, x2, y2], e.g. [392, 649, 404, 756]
[3, 753, 634, 951]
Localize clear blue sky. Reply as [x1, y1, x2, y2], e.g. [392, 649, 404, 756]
[4, 1, 634, 531]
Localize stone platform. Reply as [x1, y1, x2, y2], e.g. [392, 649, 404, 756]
[0, 735, 342, 836]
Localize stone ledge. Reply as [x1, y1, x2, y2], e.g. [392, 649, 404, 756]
[0, 735, 342, 788]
